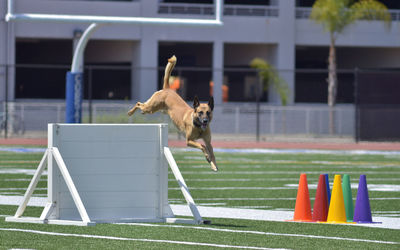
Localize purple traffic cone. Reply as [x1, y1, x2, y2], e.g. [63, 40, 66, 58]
[324, 174, 331, 206]
[353, 175, 381, 224]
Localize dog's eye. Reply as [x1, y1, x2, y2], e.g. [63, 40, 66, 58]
[206, 111, 210, 116]
[198, 111, 204, 115]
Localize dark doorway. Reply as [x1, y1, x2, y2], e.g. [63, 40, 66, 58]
[159, 42, 213, 101]
[15, 39, 72, 99]
[355, 70, 400, 141]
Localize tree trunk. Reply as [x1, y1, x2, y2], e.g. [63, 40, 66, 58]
[328, 34, 338, 135]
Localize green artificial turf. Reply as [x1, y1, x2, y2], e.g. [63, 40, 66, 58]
[0, 147, 399, 249]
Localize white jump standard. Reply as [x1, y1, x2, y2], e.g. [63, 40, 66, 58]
[6, 124, 207, 226]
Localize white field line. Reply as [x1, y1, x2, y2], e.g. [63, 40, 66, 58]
[284, 183, 400, 192]
[168, 187, 295, 190]
[121, 223, 400, 246]
[2, 168, 399, 176]
[3, 146, 400, 156]
[168, 178, 310, 182]
[2, 195, 399, 209]
[170, 197, 297, 201]
[0, 169, 47, 175]
[0, 195, 47, 207]
[0, 228, 287, 250]
[0, 188, 47, 191]
[168, 183, 400, 191]
[178, 171, 400, 175]
[182, 158, 391, 166]
[168, 178, 400, 182]
[197, 203, 227, 206]
[4, 179, 44, 182]
[171, 205, 400, 230]
[188, 165, 400, 169]
[229, 206, 272, 209]
[169, 197, 400, 201]
[173, 147, 400, 156]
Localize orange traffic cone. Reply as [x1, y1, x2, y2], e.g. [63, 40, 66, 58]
[288, 173, 312, 222]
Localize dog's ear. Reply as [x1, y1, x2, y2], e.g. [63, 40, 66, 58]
[193, 96, 200, 110]
[208, 96, 214, 111]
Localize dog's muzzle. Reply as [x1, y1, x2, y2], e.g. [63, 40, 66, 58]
[200, 119, 208, 130]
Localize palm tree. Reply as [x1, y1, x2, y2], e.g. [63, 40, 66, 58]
[250, 58, 289, 106]
[250, 58, 289, 141]
[310, 0, 391, 134]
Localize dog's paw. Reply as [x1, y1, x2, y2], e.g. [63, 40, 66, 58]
[210, 162, 218, 172]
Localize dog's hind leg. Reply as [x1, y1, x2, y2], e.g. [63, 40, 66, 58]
[127, 102, 141, 116]
[127, 102, 155, 116]
[127, 91, 163, 116]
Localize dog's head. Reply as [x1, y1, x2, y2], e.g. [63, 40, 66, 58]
[193, 96, 214, 131]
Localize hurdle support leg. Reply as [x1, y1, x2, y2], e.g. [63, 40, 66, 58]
[13, 149, 49, 218]
[6, 147, 94, 226]
[164, 147, 208, 225]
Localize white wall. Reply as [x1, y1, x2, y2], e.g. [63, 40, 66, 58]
[296, 19, 400, 47]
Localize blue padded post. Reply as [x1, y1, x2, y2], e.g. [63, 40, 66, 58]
[66, 72, 83, 123]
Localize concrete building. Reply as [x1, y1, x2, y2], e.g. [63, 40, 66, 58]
[1, 0, 400, 106]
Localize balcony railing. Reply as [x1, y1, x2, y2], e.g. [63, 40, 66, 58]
[158, 3, 279, 17]
[295, 7, 312, 19]
[296, 7, 400, 21]
[158, 3, 214, 15]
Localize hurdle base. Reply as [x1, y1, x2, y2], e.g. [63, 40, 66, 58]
[6, 216, 210, 226]
[5, 216, 95, 226]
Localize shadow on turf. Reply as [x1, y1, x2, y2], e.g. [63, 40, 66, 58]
[209, 223, 247, 228]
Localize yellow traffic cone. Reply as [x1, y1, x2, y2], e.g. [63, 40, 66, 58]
[325, 175, 355, 224]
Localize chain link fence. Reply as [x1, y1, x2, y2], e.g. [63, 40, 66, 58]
[1, 100, 355, 141]
[2, 63, 384, 141]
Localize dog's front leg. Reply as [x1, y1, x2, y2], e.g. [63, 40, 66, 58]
[186, 139, 209, 160]
[186, 139, 205, 152]
[203, 138, 218, 172]
[186, 139, 218, 172]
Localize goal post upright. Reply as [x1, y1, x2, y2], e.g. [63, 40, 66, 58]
[5, 0, 223, 123]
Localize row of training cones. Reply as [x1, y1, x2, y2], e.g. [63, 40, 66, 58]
[288, 173, 380, 224]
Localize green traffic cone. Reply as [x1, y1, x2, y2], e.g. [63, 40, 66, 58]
[342, 174, 354, 222]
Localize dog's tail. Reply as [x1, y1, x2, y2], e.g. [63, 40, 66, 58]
[163, 55, 177, 89]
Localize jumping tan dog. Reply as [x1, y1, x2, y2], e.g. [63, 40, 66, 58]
[127, 55, 218, 172]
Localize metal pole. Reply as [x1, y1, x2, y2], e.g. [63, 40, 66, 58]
[256, 77, 261, 142]
[354, 67, 360, 143]
[71, 23, 102, 73]
[215, 0, 223, 24]
[4, 10, 11, 139]
[4, 64, 8, 139]
[88, 66, 93, 123]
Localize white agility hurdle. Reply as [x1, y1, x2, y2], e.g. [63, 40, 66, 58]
[6, 124, 206, 226]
